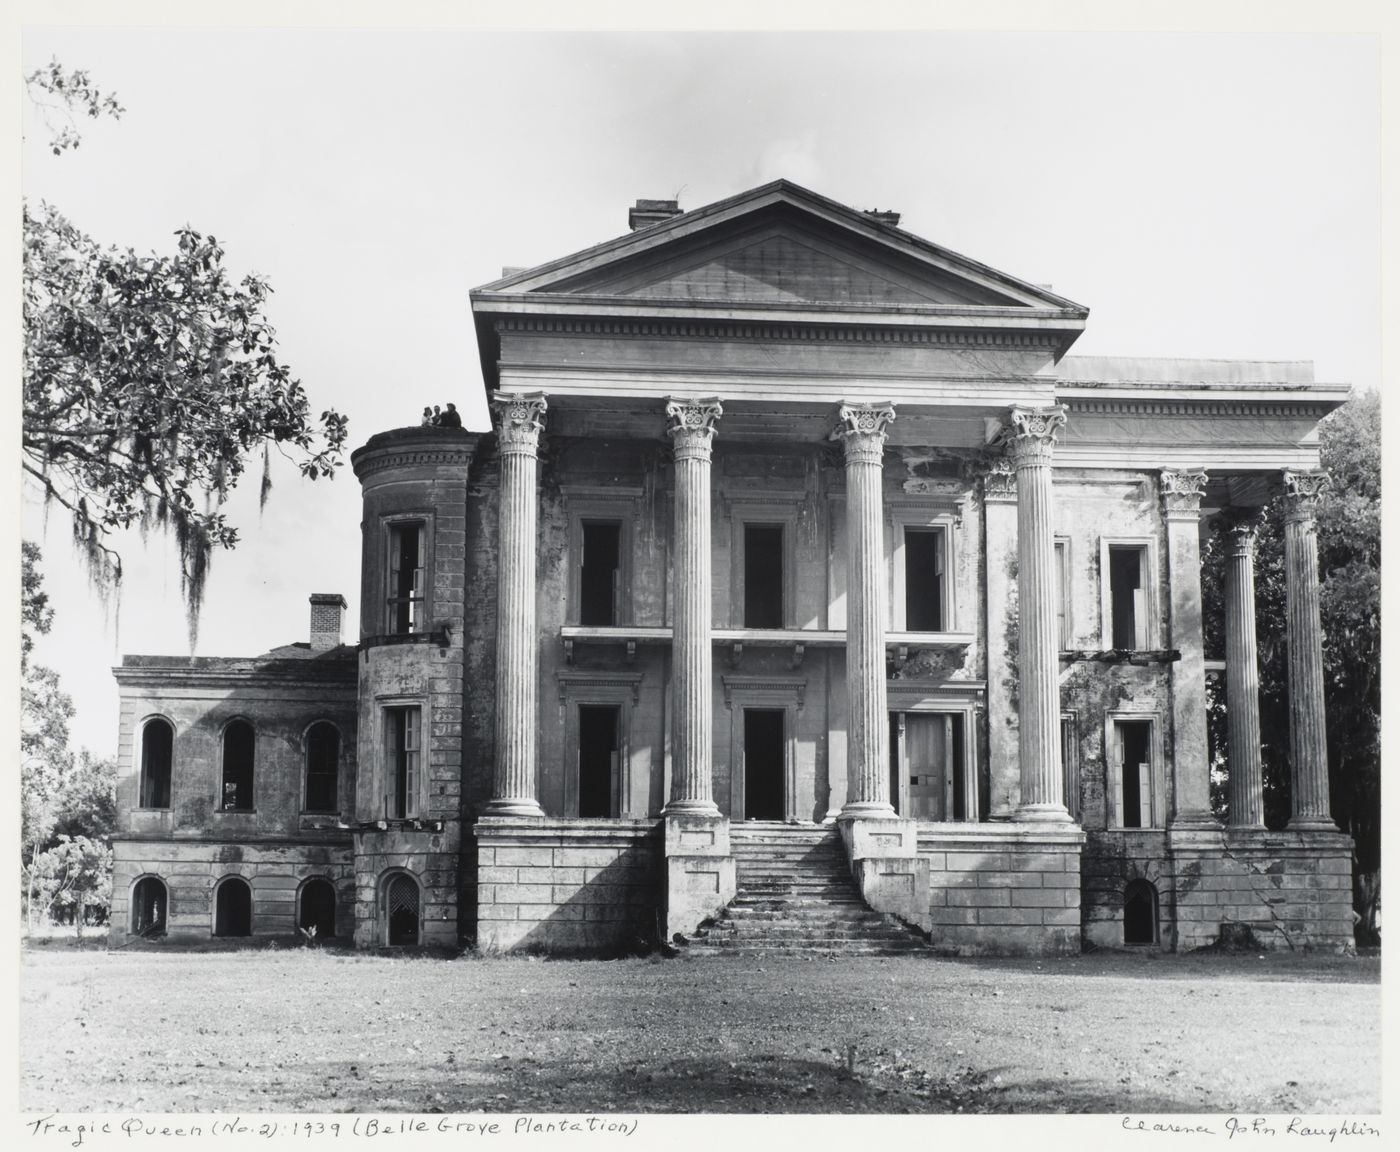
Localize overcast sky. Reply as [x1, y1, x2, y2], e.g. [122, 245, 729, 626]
[20, 24, 1379, 756]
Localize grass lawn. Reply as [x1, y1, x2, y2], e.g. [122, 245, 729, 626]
[20, 942, 1380, 1115]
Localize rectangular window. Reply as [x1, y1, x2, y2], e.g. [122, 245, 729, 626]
[1054, 539, 1070, 650]
[579, 521, 621, 626]
[1110, 719, 1154, 829]
[743, 524, 785, 628]
[1061, 713, 1079, 821]
[384, 706, 421, 819]
[904, 528, 946, 632]
[387, 523, 425, 635]
[1108, 544, 1148, 650]
[577, 705, 620, 818]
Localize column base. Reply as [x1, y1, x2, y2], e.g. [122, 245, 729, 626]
[662, 798, 721, 818]
[1225, 820, 1267, 831]
[1287, 815, 1339, 833]
[1169, 810, 1221, 830]
[1012, 802, 1075, 824]
[838, 800, 897, 820]
[483, 797, 546, 818]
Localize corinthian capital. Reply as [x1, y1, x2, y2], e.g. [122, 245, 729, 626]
[492, 391, 548, 454]
[980, 455, 1017, 503]
[1001, 405, 1067, 468]
[1281, 469, 1329, 522]
[1224, 515, 1260, 559]
[1160, 468, 1209, 520]
[830, 402, 896, 466]
[665, 396, 723, 461]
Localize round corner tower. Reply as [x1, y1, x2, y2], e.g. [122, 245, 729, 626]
[349, 425, 479, 948]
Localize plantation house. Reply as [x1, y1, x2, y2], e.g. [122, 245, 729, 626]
[109, 181, 1354, 956]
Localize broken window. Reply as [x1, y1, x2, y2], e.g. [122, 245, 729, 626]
[304, 722, 340, 813]
[221, 720, 255, 811]
[1123, 879, 1159, 945]
[904, 527, 946, 632]
[1108, 544, 1149, 649]
[387, 522, 426, 634]
[386, 873, 420, 946]
[384, 706, 421, 819]
[214, 876, 252, 937]
[579, 521, 622, 626]
[577, 705, 620, 818]
[1110, 719, 1154, 829]
[131, 876, 167, 936]
[743, 524, 784, 628]
[298, 877, 337, 940]
[139, 719, 173, 809]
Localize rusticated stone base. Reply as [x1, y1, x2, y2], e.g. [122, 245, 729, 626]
[662, 814, 735, 943]
[838, 817, 931, 932]
[915, 823, 1085, 956]
[473, 817, 660, 953]
[353, 824, 461, 949]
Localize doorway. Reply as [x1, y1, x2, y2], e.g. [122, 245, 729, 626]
[892, 713, 966, 820]
[214, 877, 252, 937]
[743, 709, 785, 820]
[386, 873, 420, 946]
[299, 877, 337, 939]
[578, 705, 620, 818]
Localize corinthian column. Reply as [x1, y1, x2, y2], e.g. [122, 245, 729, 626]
[831, 402, 897, 818]
[1282, 470, 1336, 831]
[1005, 406, 1072, 823]
[486, 392, 547, 817]
[664, 397, 723, 816]
[1224, 517, 1265, 827]
[1161, 469, 1215, 827]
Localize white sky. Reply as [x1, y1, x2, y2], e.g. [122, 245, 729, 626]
[18, 21, 1381, 758]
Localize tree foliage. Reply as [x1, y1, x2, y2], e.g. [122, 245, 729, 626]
[1202, 391, 1381, 942]
[23, 62, 348, 645]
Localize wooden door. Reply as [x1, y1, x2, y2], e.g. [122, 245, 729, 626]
[903, 714, 951, 820]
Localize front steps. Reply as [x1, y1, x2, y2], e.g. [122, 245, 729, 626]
[680, 822, 928, 956]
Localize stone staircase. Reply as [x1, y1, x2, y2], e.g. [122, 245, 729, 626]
[680, 822, 928, 956]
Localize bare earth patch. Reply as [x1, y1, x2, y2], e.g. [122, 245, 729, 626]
[20, 943, 1379, 1114]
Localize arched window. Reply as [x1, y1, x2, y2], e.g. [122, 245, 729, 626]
[299, 877, 337, 939]
[139, 719, 174, 809]
[385, 873, 420, 946]
[131, 876, 167, 936]
[221, 720, 255, 811]
[214, 876, 252, 937]
[304, 723, 340, 813]
[1124, 879, 1159, 945]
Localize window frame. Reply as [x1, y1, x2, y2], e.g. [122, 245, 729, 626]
[218, 717, 256, 813]
[302, 720, 342, 815]
[728, 501, 801, 630]
[556, 674, 640, 819]
[563, 490, 639, 628]
[136, 715, 175, 811]
[889, 509, 959, 633]
[1098, 535, 1158, 651]
[381, 701, 426, 820]
[383, 515, 432, 636]
[1104, 710, 1165, 830]
[1060, 710, 1080, 821]
[721, 677, 804, 822]
[1054, 536, 1072, 650]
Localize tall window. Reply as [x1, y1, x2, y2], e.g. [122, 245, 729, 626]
[1054, 539, 1070, 650]
[304, 722, 340, 813]
[1110, 718, 1154, 829]
[579, 521, 621, 626]
[1108, 544, 1149, 649]
[743, 524, 784, 628]
[904, 528, 946, 632]
[387, 522, 426, 634]
[139, 719, 173, 809]
[221, 720, 255, 811]
[385, 706, 421, 819]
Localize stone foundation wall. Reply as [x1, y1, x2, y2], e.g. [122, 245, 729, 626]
[1082, 830, 1172, 949]
[474, 817, 660, 953]
[917, 823, 1085, 955]
[1169, 829, 1354, 952]
[110, 837, 354, 945]
[352, 825, 461, 948]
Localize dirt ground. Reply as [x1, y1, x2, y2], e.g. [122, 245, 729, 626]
[20, 942, 1380, 1115]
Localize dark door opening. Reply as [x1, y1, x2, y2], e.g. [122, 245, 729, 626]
[387, 874, 419, 946]
[580, 521, 621, 625]
[299, 878, 337, 939]
[214, 877, 252, 937]
[1124, 879, 1159, 945]
[744, 524, 784, 628]
[904, 528, 945, 631]
[131, 877, 167, 936]
[744, 709, 785, 820]
[578, 705, 620, 818]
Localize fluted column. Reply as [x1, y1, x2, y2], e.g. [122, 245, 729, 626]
[1282, 470, 1335, 831]
[832, 402, 897, 818]
[486, 392, 547, 816]
[1161, 469, 1215, 827]
[1005, 406, 1072, 823]
[664, 397, 723, 816]
[1224, 517, 1265, 828]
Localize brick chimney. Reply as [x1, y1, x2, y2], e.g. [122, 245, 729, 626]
[863, 208, 901, 227]
[309, 593, 347, 651]
[628, 198, 683, 231]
